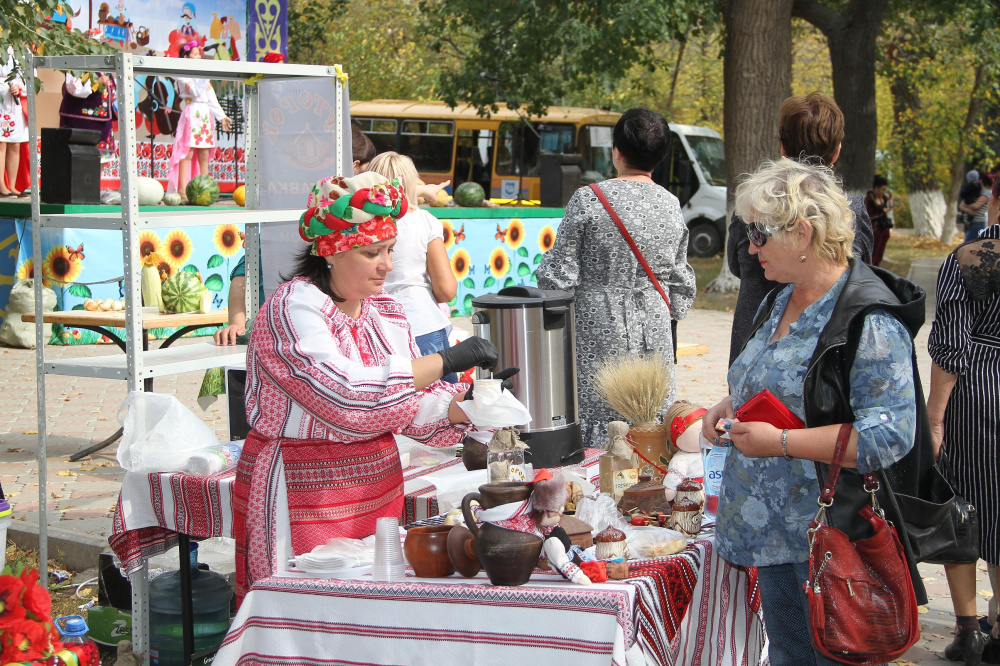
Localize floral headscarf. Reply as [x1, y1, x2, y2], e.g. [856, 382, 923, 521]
[298, 172, 408, 256]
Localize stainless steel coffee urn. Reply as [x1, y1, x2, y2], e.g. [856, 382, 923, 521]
[471, 286, 584, 466]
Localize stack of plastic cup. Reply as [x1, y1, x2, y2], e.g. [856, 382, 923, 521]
[372, 517, 405, 582]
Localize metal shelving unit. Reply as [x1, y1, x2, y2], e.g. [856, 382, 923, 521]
[26, 53, 345, 665]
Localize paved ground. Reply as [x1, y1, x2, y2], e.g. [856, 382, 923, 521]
[0, 257, 984, 663]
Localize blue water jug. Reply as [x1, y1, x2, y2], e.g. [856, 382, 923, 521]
[149, 543, 233, 666]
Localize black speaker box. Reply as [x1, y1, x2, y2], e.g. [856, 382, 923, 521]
[40, 127, 102, 204]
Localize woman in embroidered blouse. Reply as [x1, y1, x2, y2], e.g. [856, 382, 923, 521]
[168, 42, 232, 198]
[0, 45, 27, 197]
[537, 108, 696, 448]
[702, 159, 919, 666]
[233, 172, 498, 601]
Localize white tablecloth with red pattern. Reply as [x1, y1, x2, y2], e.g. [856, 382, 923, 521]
[216, 538, 765, 666]
[109, 449, 603, 573]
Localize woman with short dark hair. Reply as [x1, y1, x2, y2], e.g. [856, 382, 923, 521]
[537, 108, 696, 447]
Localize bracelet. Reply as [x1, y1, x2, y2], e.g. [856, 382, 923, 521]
[781, 429, 792, 461]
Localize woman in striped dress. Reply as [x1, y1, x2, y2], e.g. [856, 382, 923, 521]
[233, 172, 498, 602]
[928, 223, 1000, 664]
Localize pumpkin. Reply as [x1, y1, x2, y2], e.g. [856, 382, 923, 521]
[233, 185, 246, 206]
[160, 271, 208, 313]
[454, 182, 486, 207]
[186, 174, 221, 206]
[137, 177, 164, 205]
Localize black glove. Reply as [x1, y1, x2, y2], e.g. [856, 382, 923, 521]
[439, 336, 498, 378]
[466, 366, 519, 400]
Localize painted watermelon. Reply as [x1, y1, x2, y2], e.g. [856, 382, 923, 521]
[186, 174, 221, 206]
[160, 270, 208, 313]
[454, 182, 485, 207]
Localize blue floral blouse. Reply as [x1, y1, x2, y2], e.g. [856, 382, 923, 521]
[717, 270, 917, 567]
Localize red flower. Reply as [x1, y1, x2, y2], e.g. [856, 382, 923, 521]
[19, 569, 51, 621]
[0, 574, 26, 627]
[2, 618, 49, 661]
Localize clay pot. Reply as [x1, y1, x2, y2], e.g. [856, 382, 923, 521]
[461, 436, 488, 471]
[670, 498, 704, 537]
[404, 524, 455, 578]
[617, 475, 672, 517]
[474, 482, 532, 509]
[447, 525, 481, 577]
[462, 487, 542, 586]
[629, 423, 671, 483]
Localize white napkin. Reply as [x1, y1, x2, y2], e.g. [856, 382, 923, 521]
[294, 536, 376, 573]
[457, 380, 532, 428]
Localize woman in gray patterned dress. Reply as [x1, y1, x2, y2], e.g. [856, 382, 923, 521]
[537, 108, 696, 447]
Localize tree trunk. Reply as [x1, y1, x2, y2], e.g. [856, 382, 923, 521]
[709, 0, 793, 293]
[793, 0, 888, 197]
[889, 51, 944, 239]
[943, 64, 985, 243]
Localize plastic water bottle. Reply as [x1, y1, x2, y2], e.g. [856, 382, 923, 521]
[703, 446, 729, 518]
[55, 615, 91, 644]
[149, 543, 233, 666]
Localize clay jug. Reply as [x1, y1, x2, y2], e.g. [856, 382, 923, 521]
[461, 485, 541, 586]
[403, 525, 455, 578]
[461, 436, 488, 471]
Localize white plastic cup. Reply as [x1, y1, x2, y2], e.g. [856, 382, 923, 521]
[373, 517, 404, 581]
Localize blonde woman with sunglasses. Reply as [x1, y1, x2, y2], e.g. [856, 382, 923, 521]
[702, 158, 929, 666]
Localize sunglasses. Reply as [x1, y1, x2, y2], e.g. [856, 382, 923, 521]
[745, 221, 778, 247]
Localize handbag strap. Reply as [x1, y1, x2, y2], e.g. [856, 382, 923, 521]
[819, 424, 880, 505]
[589, 183, 672, 318]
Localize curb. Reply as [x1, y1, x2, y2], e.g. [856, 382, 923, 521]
[8, 522, 108, 572]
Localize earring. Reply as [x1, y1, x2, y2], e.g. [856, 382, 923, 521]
[798, 255, 807, 262]
[327, 263, 332, 269]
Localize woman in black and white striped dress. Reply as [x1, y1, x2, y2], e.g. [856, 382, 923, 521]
[928, 223, 1000, 664]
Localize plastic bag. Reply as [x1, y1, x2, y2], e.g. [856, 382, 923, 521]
[117, 392, 220, 472]
[457, 379, 532, 428]
[574, 494, 631, 534]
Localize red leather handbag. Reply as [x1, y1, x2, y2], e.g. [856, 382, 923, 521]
[806, 424, 920, 665]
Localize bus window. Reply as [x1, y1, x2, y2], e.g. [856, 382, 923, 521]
[398, 120, 455, 173]
[496, 122, 573, 177]
[578, 124, 615, 182]
[455, 129, 494, 192]
[354, 117, 398, 154]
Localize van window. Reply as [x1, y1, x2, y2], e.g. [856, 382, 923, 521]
[653, 132, 699, 206]
[578, 125, 615, 180]
[354, 117, 398, 154]
[496, 121, 574, 177]
[398, 120, 455, 173]
[686, 135, 726, 186]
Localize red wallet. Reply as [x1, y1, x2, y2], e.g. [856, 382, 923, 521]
[734, 389, 804, 430]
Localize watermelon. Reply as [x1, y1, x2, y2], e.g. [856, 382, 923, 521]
[186, 175, 221, 206]
[160, 270, 208, 313]
[454, 182, 485, 207]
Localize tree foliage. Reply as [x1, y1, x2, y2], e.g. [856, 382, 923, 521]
[418, 0, 711, 116]
[0, 0, 114, 69]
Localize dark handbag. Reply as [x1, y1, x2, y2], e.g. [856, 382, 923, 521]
[919, 450, 980, 564]
[807, 424, 920, 665]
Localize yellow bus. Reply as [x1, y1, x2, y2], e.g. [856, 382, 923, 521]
[350, 100, 621, 202]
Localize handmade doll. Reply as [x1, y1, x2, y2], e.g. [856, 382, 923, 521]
[530, 469, 591, 585]
[663, 400, 707, 501]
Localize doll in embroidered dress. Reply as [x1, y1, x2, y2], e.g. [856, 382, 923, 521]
[530, 469, 592, 585]
[168, 41, 232, 197]
[663, 400, 706, 501]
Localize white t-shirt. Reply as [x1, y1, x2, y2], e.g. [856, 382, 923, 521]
[385, 208, 451, 337]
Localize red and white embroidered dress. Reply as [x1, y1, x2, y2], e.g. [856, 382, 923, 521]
[233, 277, 467, 599]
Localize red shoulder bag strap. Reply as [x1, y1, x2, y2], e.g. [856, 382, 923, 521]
[819, 423, 854, 504]
[589, 183, 672, 318]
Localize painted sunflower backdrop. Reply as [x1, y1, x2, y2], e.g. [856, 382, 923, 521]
[9, 221, 243, 345]
[436, 213, 561, 317]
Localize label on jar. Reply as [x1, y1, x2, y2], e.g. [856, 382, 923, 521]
[611, 468, 639, 500]
[508, 465, 527, 482]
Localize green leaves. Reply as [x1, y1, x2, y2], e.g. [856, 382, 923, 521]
[484, 276, 496, 288]
[516, 262, 531, 277]
[68, 284, 91, 298]
[463, 277, 475, 288]
[517, 247, 529, 257]
[204, 274, 225, 292]
[207, 254, 225, 268]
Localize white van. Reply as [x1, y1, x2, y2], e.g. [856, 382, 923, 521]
[653, 123, 727, 257]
